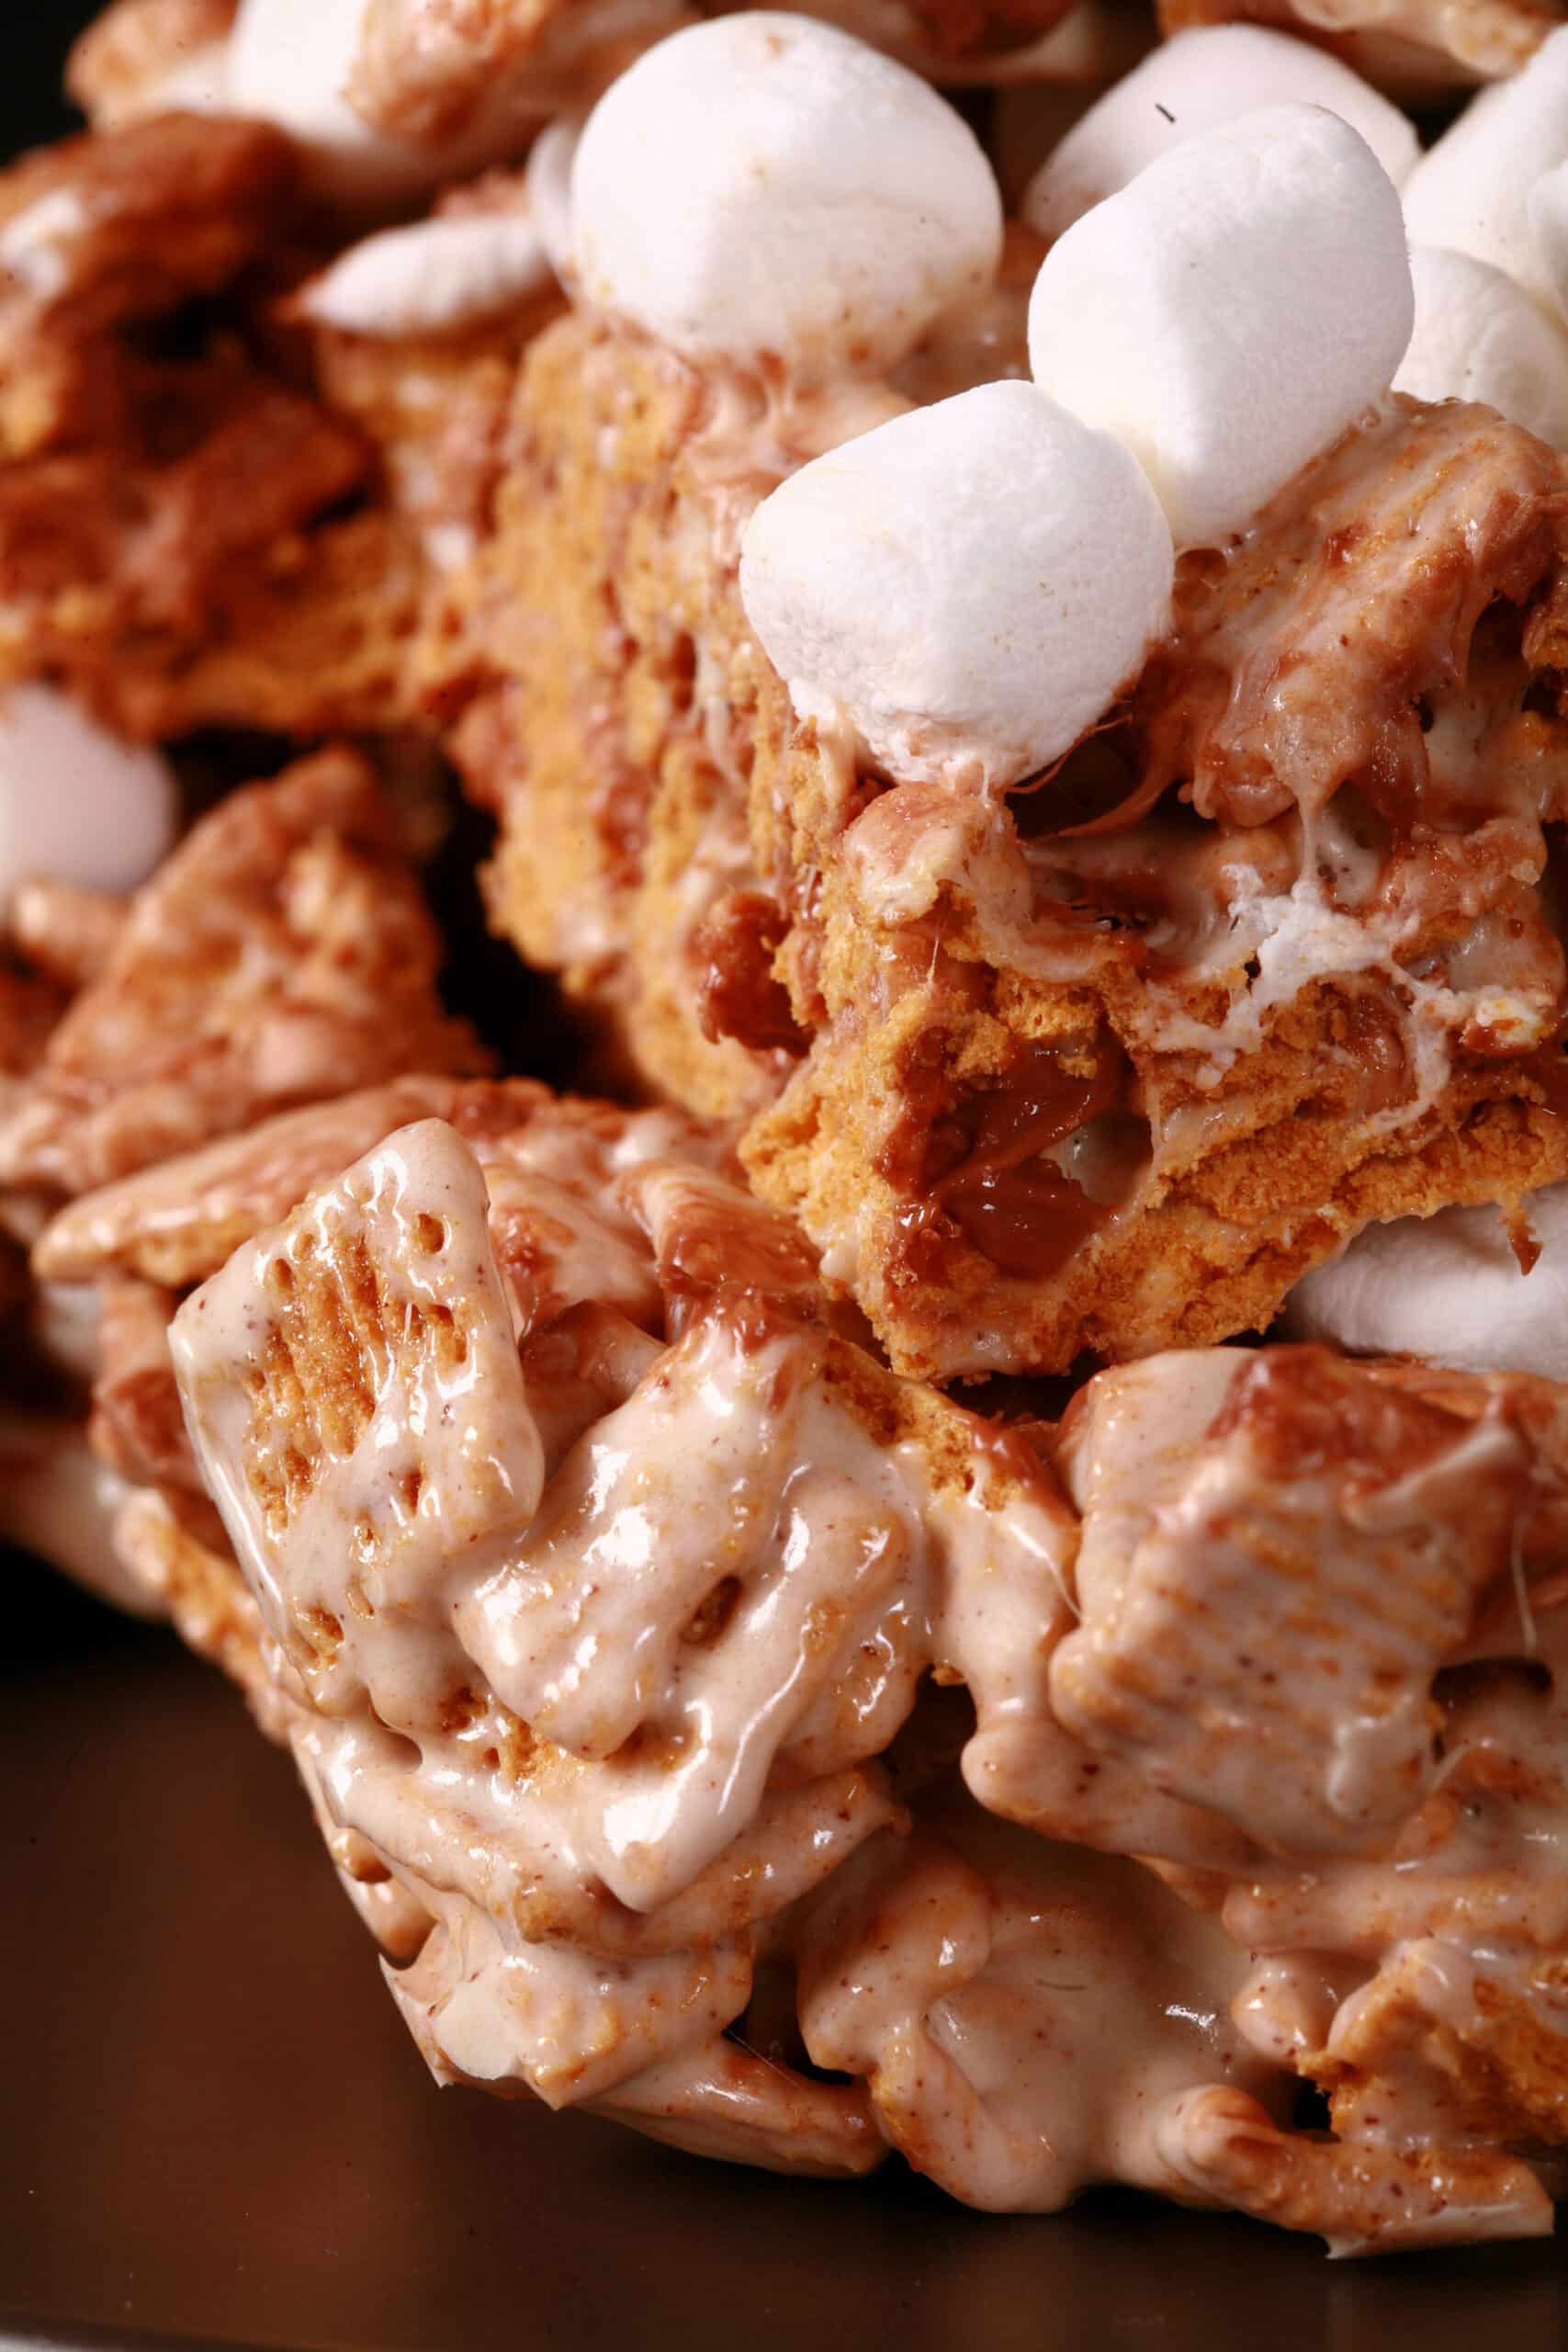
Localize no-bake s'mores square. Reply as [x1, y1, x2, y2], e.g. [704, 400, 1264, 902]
[447, 13, 1568, 1379]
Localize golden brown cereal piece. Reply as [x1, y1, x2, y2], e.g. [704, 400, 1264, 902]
[1156, 0, 1556, 94]
[0, 111, 299, 462]
[0, 751, 489, 1199]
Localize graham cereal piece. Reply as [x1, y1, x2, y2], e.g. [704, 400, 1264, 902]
[67, 0, 236, 126]
[0, 752, 488, 1199]
[351, 0, 692, 146]
[348, 0, 1079, 154]
[464, 307, 1568, 1374]
[0, 110, 298, 462]
[91, 1274, 197, 1496]
[1050, 1347, 1549, 1856]
[1155, 0, 1555, 91]
[34, 1075, 479, 1287]
[111, 1481, 276, 1721]
[172, 1115, 544, 1714]
[0, 359, 371, 729]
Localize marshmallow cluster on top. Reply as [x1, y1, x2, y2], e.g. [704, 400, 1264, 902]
[590, 15, 1413, 791]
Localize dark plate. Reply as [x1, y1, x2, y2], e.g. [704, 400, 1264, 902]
[0, 1565, 1564, 2352]
[4, 1574, 1568, 2352]
[6, 11, 1568, 2346]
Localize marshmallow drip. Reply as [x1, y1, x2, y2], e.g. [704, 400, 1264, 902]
[739, 379, 1175, 788]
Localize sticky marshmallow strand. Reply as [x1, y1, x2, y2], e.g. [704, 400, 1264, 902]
[1285, 1190, 1568, 1383]
[299, 211, 553, 337]
[1402, 28, 1568, 311]
[1028, 103, 1414, 549]
[1022, 26, 1418, 242]
[739, 379, 1174, 788]
[0, 687, 178, 910]
[1393, 245, 1568, 448]
[570, 13, 1003, 370]
[229, 0, 524, 208]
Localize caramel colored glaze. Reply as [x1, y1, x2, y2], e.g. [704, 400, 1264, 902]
[886, 1035, 1134, 1283]
[694, 888, 807, 1057]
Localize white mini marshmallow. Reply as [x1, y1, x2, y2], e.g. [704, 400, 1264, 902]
[525, 118, 580, 286]
[739, 379, 1174, 787]
[1285, 1189, 1568, 1383]
[1393, 245, 1568, 447]
[152, 39, 232, 118]
[1403, 28, 1568, 311]
[570, 13, 1003, 371]
[0, 687, 177, 910]
[228, 0, 525, 209]
[1022, 26, 1418, 242]
[1528, 156, 1568, 323]
[1028, 103, 1414, 548]
[299, 210, 553, 337]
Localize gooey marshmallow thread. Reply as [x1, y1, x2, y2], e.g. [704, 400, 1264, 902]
[739, 381, 1174, 789]
[1021, 25, 1419, 242]
[570, 12, 1003, 373]
[1029, 104, 1413, 550]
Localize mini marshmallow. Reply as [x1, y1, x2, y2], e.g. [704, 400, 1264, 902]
[1285, 1189, 1568, 1383]
[299, 210, 553, 337]
[1393, 245, 1568, 447]
[738, 379, 1174, 787]
[0, 687, 177, 910]
[1028, 104, 1413, 548]
[1528, 157, 1568, 323]
[1022, 26, 1418, 242]
[570, 13, 1003, 371]
[1403, 28, 1568, 311]
[525, 118, 580, 285]
[228, 0, 525, 208]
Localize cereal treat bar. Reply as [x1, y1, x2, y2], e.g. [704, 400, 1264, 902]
[156, 1092, 1568, 2250]
[447, 17, 1568, 1380]
[0, 751, 487, 1608]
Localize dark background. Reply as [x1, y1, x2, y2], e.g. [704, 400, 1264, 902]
[4, 11, 1568, 2347]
